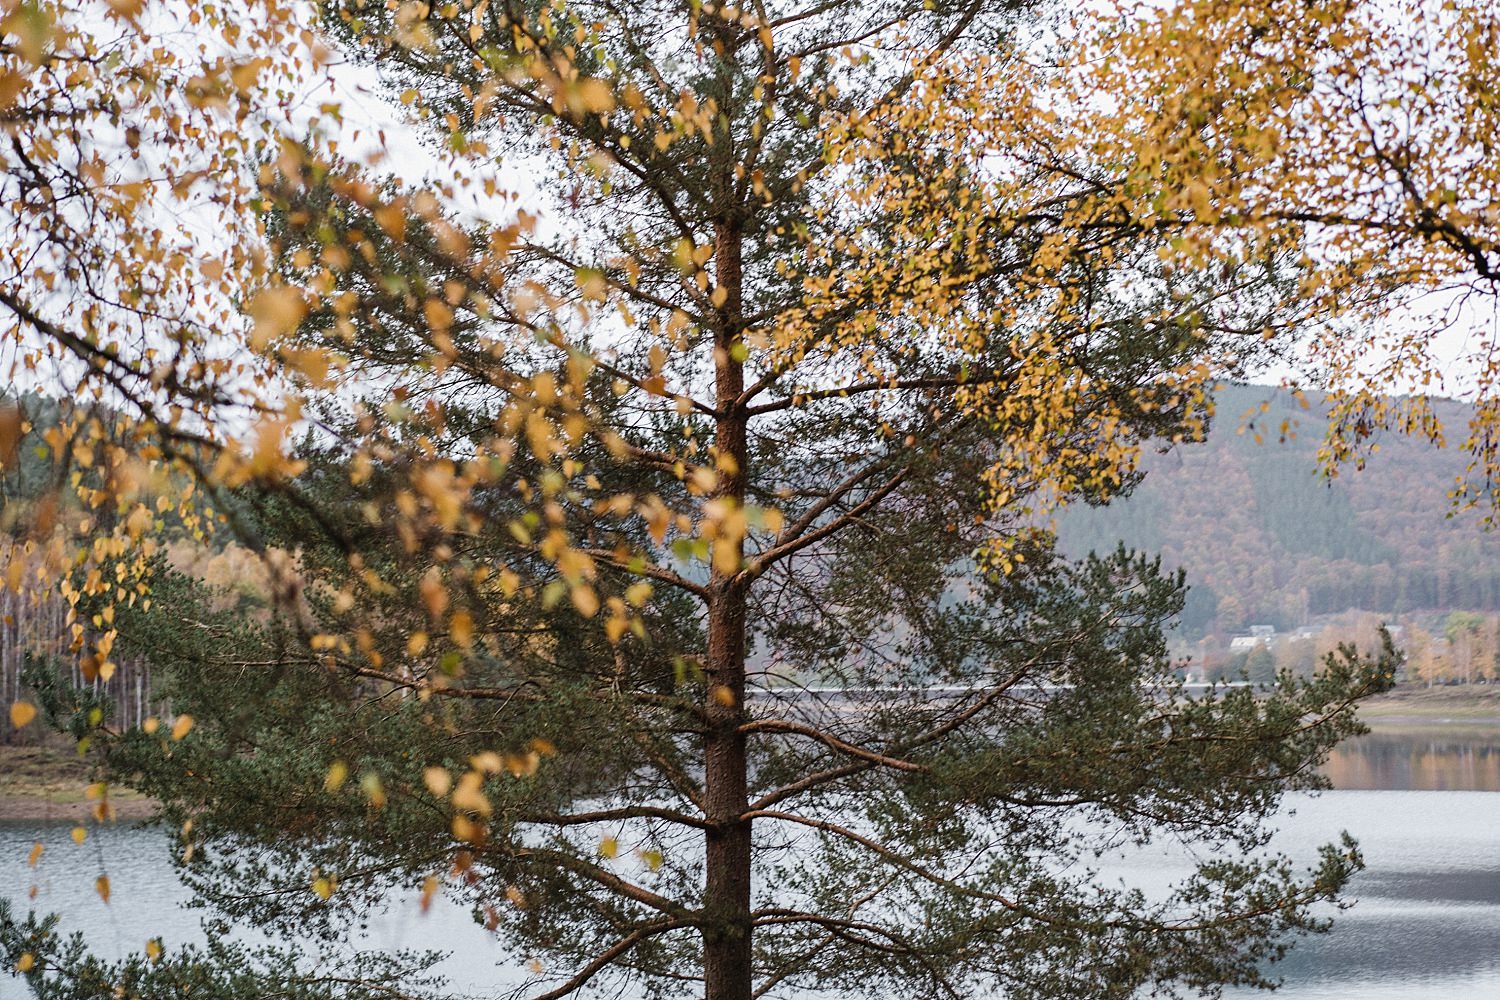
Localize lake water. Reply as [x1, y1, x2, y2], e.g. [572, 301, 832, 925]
[0, 727, 1497, 999]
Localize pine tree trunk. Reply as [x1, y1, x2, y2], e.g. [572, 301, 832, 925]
[702, 220, 752, 1000]
[703, 589, 751, 1000]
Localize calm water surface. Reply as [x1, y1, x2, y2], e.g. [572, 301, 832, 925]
[0, 729, 1496, 999]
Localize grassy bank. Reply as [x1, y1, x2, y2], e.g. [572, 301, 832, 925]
[0, 744, 153, 821]
[1358, 684, 1500, 724]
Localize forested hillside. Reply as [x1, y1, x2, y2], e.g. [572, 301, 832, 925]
[1057, 384, 1500, 636]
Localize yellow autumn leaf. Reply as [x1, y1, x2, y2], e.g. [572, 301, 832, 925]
[623, 580, 653, 608]
[373, 203, 407, 240]
[451, 815, 481, 842]
[424, 297, 454, 335]
[9, 701, 37, 728]
[503, 751, 539, 778]
[567, 77, 615, 116]
[95, 875, 110, 903]
[574, 267, 608, 301]
[70, 826, 86, 845]
[361, 772, 386, 808]
[419, 568, 448, 620]
[423, 766, 452, 797]
[246, 286, 308, 351]
[451, 771, 492, 815]
[124, 503, 151, 538]
[280, 347, 332, 386]
[471, 751, 502, 774]
[570, 585, 600, 618]
[105, 0, 146, 19]
[170, 714, 194, 740]
[449, 609, 474, 648]
[420, 874, 440, 913]
[229, 58, 266, 93]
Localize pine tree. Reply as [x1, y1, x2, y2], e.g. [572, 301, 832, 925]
[4, 4, 1408, 999]
[9, 0, 1474, 997]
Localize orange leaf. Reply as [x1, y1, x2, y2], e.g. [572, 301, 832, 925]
[9, 701, 37, 728]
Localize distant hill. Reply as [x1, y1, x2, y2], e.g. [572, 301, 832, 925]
[1055, 384, 1500, 637]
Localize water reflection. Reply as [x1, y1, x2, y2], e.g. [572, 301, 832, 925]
[1324, 726, 1500, 790]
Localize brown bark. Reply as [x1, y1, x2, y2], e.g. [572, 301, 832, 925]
[702, 218, 753, 1000]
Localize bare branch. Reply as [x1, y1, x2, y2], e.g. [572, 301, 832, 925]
[528, 918, 684, 1000]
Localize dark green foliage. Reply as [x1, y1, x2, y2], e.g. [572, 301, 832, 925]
[3, 367, 1402, 1000]
[1246, 645, 1278, 685]
[31, 518, 1400, 999]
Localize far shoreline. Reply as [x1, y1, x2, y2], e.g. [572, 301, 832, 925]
[0, 744, 159, 824]
[0, 685, 1494, 822]
[0, 796, 157, 824]
[1355, 683, 1500, 725]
